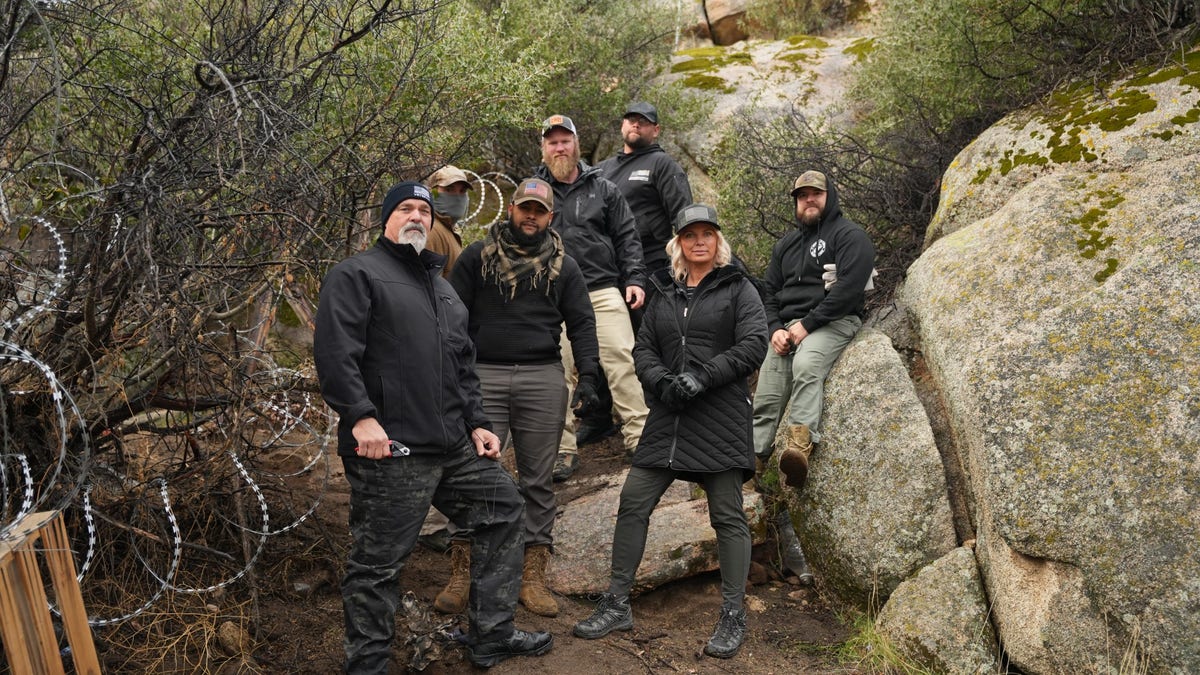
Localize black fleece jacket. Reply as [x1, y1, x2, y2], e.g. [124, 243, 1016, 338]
[313, 236, 491, 457]
[449, 234, 600, 382]
[598, 144, 693, 273]
[533, 162, 647, 292]
[762, 174, 876, 334]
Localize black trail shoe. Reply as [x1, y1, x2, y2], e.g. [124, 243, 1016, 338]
[703, 605, 747, 659]
[572, 593, 633, 639]
[467, 629, 553, 668]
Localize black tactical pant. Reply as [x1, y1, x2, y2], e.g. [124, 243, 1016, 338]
[341, 442, 525, 674]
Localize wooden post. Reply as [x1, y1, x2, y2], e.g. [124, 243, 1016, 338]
[0, 511, 101, 675]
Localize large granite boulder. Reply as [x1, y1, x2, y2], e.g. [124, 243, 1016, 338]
[876, 546, 999, 675]
[781, 329, 957, 606]
[899, 58, 1200, 674]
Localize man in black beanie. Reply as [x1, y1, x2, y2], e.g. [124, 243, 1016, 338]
[314, 180, 553, 671]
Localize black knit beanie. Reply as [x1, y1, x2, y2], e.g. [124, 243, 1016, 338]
[380, 181, 433, 226]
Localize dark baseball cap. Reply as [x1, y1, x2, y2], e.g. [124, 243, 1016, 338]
[541, 114, 577, 136]
[674, 203, 720, 233]
[623, 101, 659, 125]
[511, 178, 554, 210]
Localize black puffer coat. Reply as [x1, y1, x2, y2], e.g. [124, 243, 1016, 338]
[631, 265, 768, 481]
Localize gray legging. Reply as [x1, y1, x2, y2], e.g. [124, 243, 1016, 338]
[607, 466, 750, 609]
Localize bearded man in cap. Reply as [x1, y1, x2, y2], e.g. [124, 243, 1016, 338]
[534, 114, 649, 481]
[598, 101, 693, 292]
[314, 181, 553, 671]
[425, 165, 474, 277]
[439, 178, 601, 619]
[750, 169, 875, 583]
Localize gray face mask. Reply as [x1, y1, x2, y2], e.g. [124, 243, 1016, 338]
[434, 192, 469, 221]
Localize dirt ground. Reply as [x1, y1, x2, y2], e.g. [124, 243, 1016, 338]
[244, 433, 863, 674]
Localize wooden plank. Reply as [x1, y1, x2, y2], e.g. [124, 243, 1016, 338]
[41, 515, 102, 674]
[0, 511, 100, 675]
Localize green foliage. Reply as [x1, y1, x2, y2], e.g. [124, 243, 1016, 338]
[743, 0, 864, 38]
[838, 609, 936, 674]
[464, 0, 693, 168]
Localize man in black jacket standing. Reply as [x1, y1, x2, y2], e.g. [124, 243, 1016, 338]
[573, 102, 695, 446]
[313, 181, 553, 672]
[598, 101, 693, 293]
[442, 178, 601, 619]
[535, 115, 649, 481]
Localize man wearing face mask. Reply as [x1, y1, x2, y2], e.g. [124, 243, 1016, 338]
[425, 165, 474, 277]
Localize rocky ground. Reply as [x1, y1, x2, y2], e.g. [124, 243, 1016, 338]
[244, 432, 863, 674]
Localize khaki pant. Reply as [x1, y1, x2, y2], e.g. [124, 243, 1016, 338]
[559, 286, 648, 454]
[751, 315, 862, 455]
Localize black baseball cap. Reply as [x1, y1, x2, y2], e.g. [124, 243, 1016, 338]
[623, 101, 659, 125]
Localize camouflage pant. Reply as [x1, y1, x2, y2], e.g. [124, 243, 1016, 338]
[340, 442, 525, 674]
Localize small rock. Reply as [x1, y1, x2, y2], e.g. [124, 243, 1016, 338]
[216, 621, 252, 656]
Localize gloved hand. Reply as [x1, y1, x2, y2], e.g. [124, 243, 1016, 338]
[671, 371, 706, 402]
[655, 374, 686, 411]
[821, 263, 838, 290]
[571, 376, 601, 417]
[821, 263, 879, 291]
[654, 374, 677, 403]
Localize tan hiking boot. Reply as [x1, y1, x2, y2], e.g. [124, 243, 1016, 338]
[434, 539, 470, 614]
[518, 544, 559, 617]
[779, 424, 813, 489]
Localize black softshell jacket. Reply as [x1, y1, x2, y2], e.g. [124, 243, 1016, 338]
[533, 162, 647, 292]
[762, 175, 876, 334]
[632, 266, 768, 481]
[313, 236, 490, 457]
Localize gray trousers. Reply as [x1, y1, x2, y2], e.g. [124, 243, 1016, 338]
[607, 467, 751, 609]
[341, 444, 524, 674]
[478, 362, 568, 548]
[751, 315, 862, 455]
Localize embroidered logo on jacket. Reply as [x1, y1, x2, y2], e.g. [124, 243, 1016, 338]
[628, 170, 651, 182]
[808, 239, 827, 258]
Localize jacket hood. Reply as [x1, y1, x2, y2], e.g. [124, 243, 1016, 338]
[611, 143, 665, 163]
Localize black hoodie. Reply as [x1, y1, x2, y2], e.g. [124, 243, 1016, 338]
[761, 174, 876, 334]
[598, 143, 693, 273]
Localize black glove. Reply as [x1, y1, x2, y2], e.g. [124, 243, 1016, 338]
[671, 371, 707, 401]
[654, 374, 677, 403]
[571, 376, 601, 417]
[655, 374, 687, 411]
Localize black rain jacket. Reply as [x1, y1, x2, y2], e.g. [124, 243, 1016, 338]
[534, 162, 647, 292]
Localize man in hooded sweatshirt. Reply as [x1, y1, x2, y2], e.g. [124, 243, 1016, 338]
[750, 169, 875, 581]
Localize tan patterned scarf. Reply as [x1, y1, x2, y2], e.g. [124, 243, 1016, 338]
[480, 220, 564, 300]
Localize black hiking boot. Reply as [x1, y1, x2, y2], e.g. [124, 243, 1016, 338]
[703, 604, 747, 658]
[572, 593, 633, 639]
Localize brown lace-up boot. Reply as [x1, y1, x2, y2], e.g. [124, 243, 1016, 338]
[779, 424, 813, 489]
[519, 544, 559, 617]
[434, 539, 470, 614]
